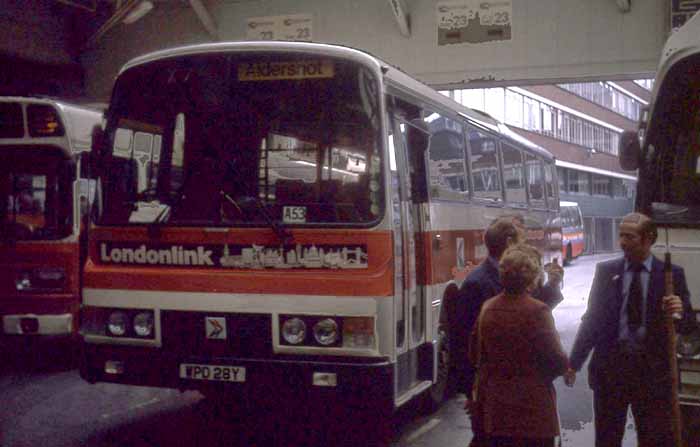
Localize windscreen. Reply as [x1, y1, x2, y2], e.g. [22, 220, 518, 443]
[98, 53, 383, 227]
[0, 147, 73, 240]
[642, 54, 700, 223]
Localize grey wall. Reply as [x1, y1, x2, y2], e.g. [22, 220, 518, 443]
[80, 0, 670, 101]
[1, 0, 73, 64]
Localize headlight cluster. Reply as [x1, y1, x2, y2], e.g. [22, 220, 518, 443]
[108, 310, 154, 338]
[678, 329, 700, 358]
[279, 315, 375, 349]
[96, 309, 154, 338]
[15, 268, 66, 292]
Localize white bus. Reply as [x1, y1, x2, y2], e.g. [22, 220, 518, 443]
[559, 200, 584, 264]
[79, 42, 561, 419]
[618, 11, 700, 429]
[0, 97, 101, 339]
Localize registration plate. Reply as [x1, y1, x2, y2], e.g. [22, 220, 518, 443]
[179, 363, 246, 382]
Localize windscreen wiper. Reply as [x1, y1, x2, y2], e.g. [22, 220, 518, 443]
[221, 159, 292, 246]
[222, 191, 292, 246]
[146, 203, 171, 239]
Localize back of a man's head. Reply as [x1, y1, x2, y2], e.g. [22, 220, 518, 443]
[484, 218, 519, 259]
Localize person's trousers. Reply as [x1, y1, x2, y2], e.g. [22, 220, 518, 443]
[592, 350, 675, 447]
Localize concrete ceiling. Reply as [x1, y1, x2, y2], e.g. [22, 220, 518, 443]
[0, 0, 215, 65]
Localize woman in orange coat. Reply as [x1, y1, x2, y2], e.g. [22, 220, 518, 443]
[469, 243, 568, 447]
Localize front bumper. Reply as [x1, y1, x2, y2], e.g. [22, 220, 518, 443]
[2, 313, 73, 335]
[1, 293, 78, 336]
[80, 343, 394, 408]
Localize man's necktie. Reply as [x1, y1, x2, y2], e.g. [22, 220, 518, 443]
[627, 263, 644, 331]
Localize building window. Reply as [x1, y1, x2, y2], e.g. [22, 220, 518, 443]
[505, 89, 524, 128]
[559, 81, 645, 121]
[568, 170, 589, 194]
[485, 88, 505, 122]
[592, 174, 612, 196]
[634, 79, 654, 90]
[449, 87, 622, 156]
[611, 178, 637, 198]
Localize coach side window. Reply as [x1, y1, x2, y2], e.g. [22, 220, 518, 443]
[424, 111, 469, 201]
[544, 162, 558, 209]
[500, 142, 526, 206]
[525, 153, 546, 209]
[467, 126, 502, 202]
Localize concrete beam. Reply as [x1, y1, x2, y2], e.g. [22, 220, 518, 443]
[189, 0, 220, 41]
[387, 0, 410, 37]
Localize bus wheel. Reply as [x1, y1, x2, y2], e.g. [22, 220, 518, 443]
[425, 325, 451, 411]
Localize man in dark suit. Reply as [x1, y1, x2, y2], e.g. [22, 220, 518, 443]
[456, 217, 564, 399]
[566, 212, 694, 447]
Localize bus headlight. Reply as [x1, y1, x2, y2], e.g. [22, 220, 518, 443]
[678, 330, 700, 357]
[313, 318, 339, 346]
[281, 317, 306, 345]
[107, 311, 128, 336]
[133, 311, 154, 337]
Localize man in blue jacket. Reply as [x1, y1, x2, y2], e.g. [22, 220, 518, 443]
[457, 217, 563, 399]
[566, 212, 694, 447]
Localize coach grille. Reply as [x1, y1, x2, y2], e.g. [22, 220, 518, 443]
[160, 311, 273, 359]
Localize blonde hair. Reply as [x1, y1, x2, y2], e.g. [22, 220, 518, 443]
[499, 243, 542, 296]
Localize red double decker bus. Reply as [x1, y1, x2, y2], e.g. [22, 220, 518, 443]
[1, 97, 101, 340]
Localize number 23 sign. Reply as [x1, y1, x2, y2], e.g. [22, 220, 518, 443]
[246, 14, 313, 42]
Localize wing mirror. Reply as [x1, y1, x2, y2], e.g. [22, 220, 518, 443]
[618, 130, 641, 171]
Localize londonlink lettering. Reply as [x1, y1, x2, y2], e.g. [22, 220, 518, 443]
[100, 244, 214, 266]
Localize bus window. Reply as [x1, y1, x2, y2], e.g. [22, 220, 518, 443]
[387, 124, 405, 349]
[544, 162, 558, 209]
[1, 149, 72, 240]
[0, 102, 24, 138]
[99, 55, 383, 227]
[525, 153, 546, 208]
[424, 112, 469, 201]
[27, 104, 65, 137]
[500, 142, 526, 206]
[467, 126, 502, 202]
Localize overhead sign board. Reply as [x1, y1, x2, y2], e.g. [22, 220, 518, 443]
[437, 1, 513, 46]
[246, 14, 313, 41]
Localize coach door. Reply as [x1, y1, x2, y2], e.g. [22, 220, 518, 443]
[390, 115, 429, 400]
